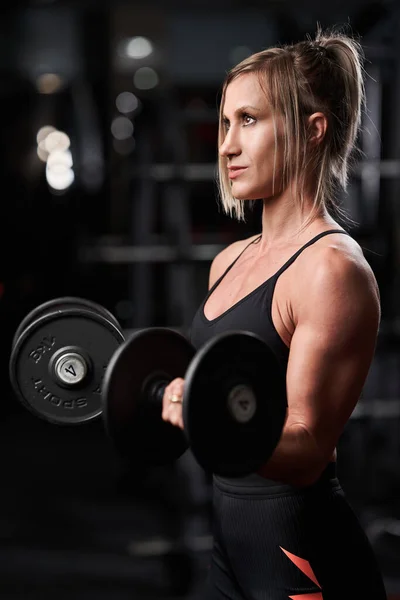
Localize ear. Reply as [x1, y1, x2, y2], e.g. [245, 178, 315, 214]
[307, 112, 328, 146]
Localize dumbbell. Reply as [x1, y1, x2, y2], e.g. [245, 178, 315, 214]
[11, 297, 122, 350]
[9, 297, 125, 425]
[102, 328, 287, 477]
[10, 299, 287, 475]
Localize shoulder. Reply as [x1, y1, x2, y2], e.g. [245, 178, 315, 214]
[299, 233, 379, 295]
[294, 233, 380, 329]
[208, 234, 260, 290]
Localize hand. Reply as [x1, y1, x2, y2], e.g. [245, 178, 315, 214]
[161, 377, 185, 430]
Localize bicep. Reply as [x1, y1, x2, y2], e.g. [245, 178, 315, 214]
[285, 257, 380, 458]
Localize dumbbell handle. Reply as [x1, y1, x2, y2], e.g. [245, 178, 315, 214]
[145, 371, 259, 424]
[146, 374, 256, 426]
[146, 377, 174, 409]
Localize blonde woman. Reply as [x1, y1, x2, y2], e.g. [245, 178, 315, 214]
[163, 25, 387, 599]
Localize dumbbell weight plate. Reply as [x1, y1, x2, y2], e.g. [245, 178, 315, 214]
[102, 328, 195, 467]
[12, 297, 121, 349]
[10, 308, 125, 425]
[183, 330, 287, 477]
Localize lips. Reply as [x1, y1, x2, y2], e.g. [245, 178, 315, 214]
[228, 167, 247, 179]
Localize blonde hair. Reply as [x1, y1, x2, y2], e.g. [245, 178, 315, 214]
[217, 25, 366, 225]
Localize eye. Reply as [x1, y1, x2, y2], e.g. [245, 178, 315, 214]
[222, 113, 255, 131]
[242, 113, 256, 126]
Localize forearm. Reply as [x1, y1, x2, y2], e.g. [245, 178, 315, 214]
[256, 422, 329, 487]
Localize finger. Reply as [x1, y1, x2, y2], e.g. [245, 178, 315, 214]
[162, 378, 185, 422]
[164, 396, 183, 426]
[168, 380, 185, 402]
[162, 395, 175, 421]
[169, 409, 182, 427]
[175, 378, 185, 397]
[170, 403, 184, 430]
[162, 384, 174, 419]
[162, 380, 184, 415]
[162, 391, 179, 421]
[173, 377, 185, 393]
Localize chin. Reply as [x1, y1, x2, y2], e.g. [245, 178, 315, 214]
[231, 188, 255, 201]
[234, 192, 261, 202]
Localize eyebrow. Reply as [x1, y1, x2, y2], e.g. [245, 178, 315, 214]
[222, 105, 262, 121]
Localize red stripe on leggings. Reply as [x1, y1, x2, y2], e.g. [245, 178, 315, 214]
[280, 546, 323, 598]
[288, 594, 322, 599]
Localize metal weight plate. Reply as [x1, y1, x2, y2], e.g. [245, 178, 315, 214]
[9, 308, 125, 425]
[102, 328, 195, 467]
[183, 330, 287, 477]
[12, 297, 121, 350]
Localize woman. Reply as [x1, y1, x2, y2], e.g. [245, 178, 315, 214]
[162, 26, 387, 599]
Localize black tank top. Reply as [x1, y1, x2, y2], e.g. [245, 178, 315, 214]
[190, 229, 350, 366]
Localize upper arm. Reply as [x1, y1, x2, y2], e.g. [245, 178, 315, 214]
[286, 248, 380, 464]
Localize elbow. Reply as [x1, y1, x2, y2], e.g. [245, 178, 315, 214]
[294, 450, 337, 488]
[289, 425, 335, 488]
[258, 423, 336, 487]
[292, 465, 327, 488]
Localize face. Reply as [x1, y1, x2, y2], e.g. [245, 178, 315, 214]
[219, 72, 285, 201]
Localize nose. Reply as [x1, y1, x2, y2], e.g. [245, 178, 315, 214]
[219, 127, 241, 159]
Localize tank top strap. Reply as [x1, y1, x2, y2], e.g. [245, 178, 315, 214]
[271, 229, 350, 281]
[208, 234, 263, 294]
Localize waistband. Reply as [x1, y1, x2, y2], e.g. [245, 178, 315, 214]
[213, 462, 339, 496]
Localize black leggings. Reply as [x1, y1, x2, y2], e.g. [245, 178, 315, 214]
[202, 464, 387, 600]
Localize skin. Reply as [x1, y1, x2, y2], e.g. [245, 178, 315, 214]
[162, 72, 381, 487]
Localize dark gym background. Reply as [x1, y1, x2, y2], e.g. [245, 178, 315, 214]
[1, 0, 400, 598]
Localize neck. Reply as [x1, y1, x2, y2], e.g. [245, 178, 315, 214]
[256, 189, 337, 251]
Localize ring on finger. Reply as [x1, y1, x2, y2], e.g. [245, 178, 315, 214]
[169, 394, 183, 404]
